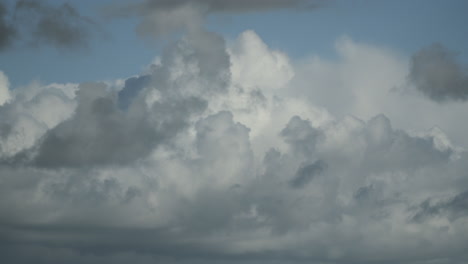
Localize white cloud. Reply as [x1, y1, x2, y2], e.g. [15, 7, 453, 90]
[290, 36, 468, 148]
[229, 30, 295, 90]
[289, 36, 408, 121]
[0, 80, 77, 157]
[0, 71, 11, 105]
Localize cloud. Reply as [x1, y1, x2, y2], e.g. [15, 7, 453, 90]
[1, 30, 468, 264]
[280, 115, 321, 157]
[145, 0, 324, 12]
[0, 81, 77, 160]
[411, 190, 468, 222]
[0, 0, 15, 50]
[105, 0, 326, 39]
[0, 70, 11, 105]
[117, 75, 151, 110]
[30, 29, 230, 168]
[0, 0, 97, 51]
[408, 43, 468, 102]
[109, 0, 325, 16]
[229, 30, 294, 90]
[289, 36, 468, 148]
[31, 82, 160, 168]
[289, 159, 327, 188]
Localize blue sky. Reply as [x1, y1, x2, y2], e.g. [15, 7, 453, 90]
[1, 0, 467, 87]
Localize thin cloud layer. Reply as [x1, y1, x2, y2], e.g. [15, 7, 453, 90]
[133, 0, 324, 13]
[1, 28, 468, 264]
[108, 0, 324, 16]
[105, 0, 326, 39]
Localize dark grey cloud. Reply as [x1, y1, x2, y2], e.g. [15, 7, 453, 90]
[280, 116, 321, 158]
[411, 190, 468, 222]
[117, 75, 151, 110]
[0, 0, 96, 51]
[32, 82, 160, 167]
[289, 159, 327, 188]
[0, 1, 15, 50]
[409, 43, 468, 102]
[16, 0, 97, 49]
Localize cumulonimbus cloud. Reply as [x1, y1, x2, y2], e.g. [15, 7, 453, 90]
[1, 11, 468, 264]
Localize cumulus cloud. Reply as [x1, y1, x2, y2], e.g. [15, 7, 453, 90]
[31, 82, 158, 168]
[28, 29, 228, 168]
[409, 43, 468, 102]
[0, 0, 97, 51]
[1, 29, 468, 264]
[289, 36, 468, 148]
[0, 81, 77, 160]
[229, 30, 294, 90]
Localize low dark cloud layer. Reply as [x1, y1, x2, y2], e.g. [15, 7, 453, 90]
[409, 43, 468, 102]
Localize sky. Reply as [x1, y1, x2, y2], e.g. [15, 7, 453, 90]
[0, 0, 468, 264]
